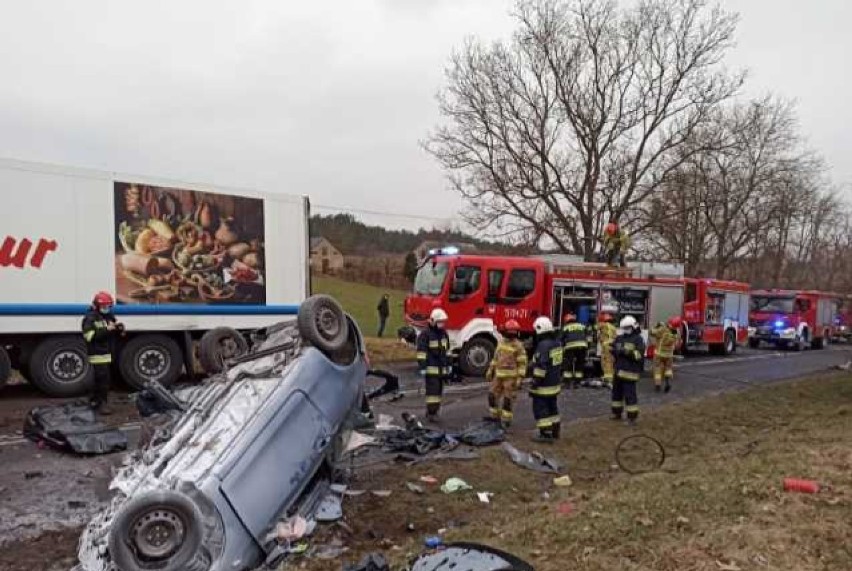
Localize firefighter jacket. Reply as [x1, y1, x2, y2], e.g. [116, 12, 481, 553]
[612, 329, 645, 381]
[81, 309, 117, 364]
[597, 322, 618, 348]
[561, 322, 588, 350]
[651, 324, 679, 358]
[416, 326, 451, 378]
[528, 333, 563, 396]
[487, 338, 528, 380]
[603, 229, 631, 253]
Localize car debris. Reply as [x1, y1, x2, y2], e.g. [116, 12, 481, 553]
[501, 442, 563, 474]
[315, 490, 344, 522]
[440, 477, 473, 494]
[365, 369, 400, 400]
[477, 491, 493, 503]
[406, 482, 426, 494]
[74, 295, 370, 571]
[344, 553, 390, 571]
[23, 403, 127, 455]
[553, 475, 573, 487]
[410, 543, 534, 571]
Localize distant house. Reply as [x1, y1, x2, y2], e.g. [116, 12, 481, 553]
[310, 237, 345, 274]
[413, 240, 478, 263]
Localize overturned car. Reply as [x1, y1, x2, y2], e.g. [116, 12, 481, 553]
[75, 295, 368, 571]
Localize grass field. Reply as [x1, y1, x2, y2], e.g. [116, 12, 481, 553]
[311, 275, 414, 363]
[304, 372, 852, 570]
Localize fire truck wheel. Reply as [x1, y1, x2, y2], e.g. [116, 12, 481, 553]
[811, 333, 826, 350]
[791, 330, 808, 352]
[722, 330, 736, 355]
[460, 337, 496, 377]
[0, 347, 10, 390]
[748, 338, 760, 349]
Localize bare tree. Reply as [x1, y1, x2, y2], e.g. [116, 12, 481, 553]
[426, 0, 742, 259]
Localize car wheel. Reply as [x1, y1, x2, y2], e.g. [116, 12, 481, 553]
[298, 295, 348, 353]
[0, 347, 10, 390]
[109, 490, 208, 571]
[460, 337, 496, 377]
[198, 328, 248, 374]
[119, 335, 184, 390]
[28, 336, 94, 397]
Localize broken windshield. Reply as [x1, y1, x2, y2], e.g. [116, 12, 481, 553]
[750, 296, 794, 314]
[414, 262, 449, 295]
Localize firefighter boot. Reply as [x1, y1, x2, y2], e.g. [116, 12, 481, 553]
[664, 379, 672, 393]
[551, 422, 561, 440]
[533, 429, 555, 443]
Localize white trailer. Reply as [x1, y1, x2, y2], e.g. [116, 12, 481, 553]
[0, 158, 310, 396]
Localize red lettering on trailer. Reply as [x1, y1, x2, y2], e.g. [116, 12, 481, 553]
[0, 236, 59, 269]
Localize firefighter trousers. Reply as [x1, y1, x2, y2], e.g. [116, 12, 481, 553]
[563, 348, 587, 382]
[90, 363, 111, 407]
[600, 347, 614, 383]
[653, 356, 674, 386]
[532, 394, 560, 437]
[488, 376, 518, 422]
[611, 379, 638, 420]
[424, 375, 444, 415]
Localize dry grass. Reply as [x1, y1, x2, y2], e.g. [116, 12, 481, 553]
[302, 373, 852, 571]
[365, 337, 415, 365]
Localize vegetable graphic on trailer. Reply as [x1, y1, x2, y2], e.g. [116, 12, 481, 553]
[114, 183, 267, 305]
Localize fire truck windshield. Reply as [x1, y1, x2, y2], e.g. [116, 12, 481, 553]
[750, 296, 794, 314]
[414, 262, 449, 295]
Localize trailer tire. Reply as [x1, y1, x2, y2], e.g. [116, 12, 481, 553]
[198, 328, 248, 374]
[459, 337, 496, 377]
[108, 490, 209, 571]
[28, 336, 93, 397]
[119, 335, 184, 390]
[298, 295, 348, 353]
[0, 347, 10, 390]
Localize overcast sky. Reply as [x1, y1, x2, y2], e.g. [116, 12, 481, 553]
[0, 1, 848, 231]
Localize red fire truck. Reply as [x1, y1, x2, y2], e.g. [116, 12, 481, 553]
[403, 250, 750, 376]
[748, 289, 840, 350]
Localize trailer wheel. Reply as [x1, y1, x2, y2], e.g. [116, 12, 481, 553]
[298, 295, 348, 353]
[109, 490, 210, 571]
[198, 328, 248, 374]
[28, 336, 94, 397]
[0, 347, 10, 390]
[119, 335, 183, 390]
[460, 337, 496, 377]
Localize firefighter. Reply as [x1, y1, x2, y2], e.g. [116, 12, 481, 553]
[528, 316, 563, 441]
[81, 291, 123, 415]
[561, 313, 588, 387]
[602, 221, 631, 267]
[596, 312, 618, 387]
[651, 316, 681, 393]
[416, 308, 451, 421]
[486, 319, 527, 427]
[611, 315, 645, 424]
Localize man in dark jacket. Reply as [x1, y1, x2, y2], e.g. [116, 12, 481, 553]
[529, 316, 563, 441]
[81, 291, 123, 414]
[416, 308, 451, 421]
[611, 315, 645, 424]
[377, 294, 390, 337]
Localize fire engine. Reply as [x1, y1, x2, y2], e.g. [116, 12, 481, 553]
[403, 249, 750, 376]
[748, 289, 840, 350]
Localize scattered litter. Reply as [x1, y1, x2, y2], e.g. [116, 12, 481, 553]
[411, 543, 534, 571]
[635, 516, 654, 527]
[501, 442, 562, 474]
[715, 560, 742, 571]
[419, 475, 439, 485]
[371, 490, 393, 498]
[477, 492, 493, 503]
[344, 553, 390, 571]
[426, 507, 435, 514]
[345, 431, 378, 453]
[556, 502, 575, 516]
[375, 414, 400, 431]
[312, 542, 349, 560]
[330, 483, 348, 494]
[366, 369, 400, 400]
[676, 515, 690, 525]
[425, 536, 443, 548]
[23, 403, 127, 455]
[24, 471, 44, 480]
[834, 360, 851, 371]
[456, 421, 505, 446]
[783, 478, 820, 494]
[406, 522, 416, 532]
[615, 434, 666, 474]
[344, 489, 367, 497]
[553, 475, 573, 487]
[396, 446, 480, 466]
[315, 492, 343, 522]
[406, 482, 425, 494]
[274, 515, 310, 542]
[441, 477, 473, 494]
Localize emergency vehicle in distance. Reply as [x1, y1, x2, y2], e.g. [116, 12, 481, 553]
[748, 289, 839, 350]
[403, 248, 750, 376]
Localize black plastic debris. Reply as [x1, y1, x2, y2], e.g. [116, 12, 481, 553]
[455, 421, 505, 446]
[365, 369, 400, 400]
[410, 543, 534, 571]
[343, 553, 390, 571]
[23, 403, 127, 455]
[134, 380, 187, 417]
[501, 442, 562, 474]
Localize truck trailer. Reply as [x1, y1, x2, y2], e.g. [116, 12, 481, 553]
[0, 158, 310, 396]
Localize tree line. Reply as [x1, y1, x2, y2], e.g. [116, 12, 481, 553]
[426, 0, 851, 292]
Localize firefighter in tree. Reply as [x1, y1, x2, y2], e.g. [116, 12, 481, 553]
[528, 316, 563, 441]
[561, 313, 588, 387]
[81, 291, 124, 415]
[611, 315, 645, 424]
[596, 312, 618, 387]
[602, 220, 631, 267]
[651, 316, 681, 393]
[485, 319, 527, 427]
[416, 308, 451, 422]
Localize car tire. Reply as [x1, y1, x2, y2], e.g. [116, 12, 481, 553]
[459, 337, 496, 377]
[0, 347, 10, 390]
[108, 490, 208, 571]
[28, 336, 94, 397]
[198, 327, 248, 374]
[119, 334, 184, 390]
[811, 333, 826, 350]
[298, 295, 348, 353]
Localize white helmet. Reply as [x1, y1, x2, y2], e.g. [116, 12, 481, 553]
[533, 316, 554, 334]
[430, 308, 449, 325]
[619, 315, 638, 330]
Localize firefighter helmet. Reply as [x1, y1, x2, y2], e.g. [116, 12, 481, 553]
[667, 316, 683, 329]
[619, 315, 638, 330]
[533, 316, 554, 334]
[605, 222, 618, 236]
[504, 319, 520, 333]
[92, 291, 115, 309]
[429, 308, 449, 325]
[562, 313, 576, 324]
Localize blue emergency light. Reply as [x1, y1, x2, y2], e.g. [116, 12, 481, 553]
[774, 319, 785, 328]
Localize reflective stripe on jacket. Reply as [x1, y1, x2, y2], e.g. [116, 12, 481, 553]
[528, 334, 562, 396]
[416, 326, 451, 378]
[613, 330, 645, 382]
[562, 322, 588, 350]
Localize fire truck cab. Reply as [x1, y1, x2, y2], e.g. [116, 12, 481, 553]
[748, 289, 839, 350]
[681, 278, 750, 355]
